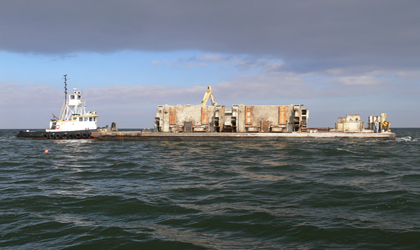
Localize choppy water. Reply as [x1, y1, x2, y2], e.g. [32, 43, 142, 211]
[1, 128, 419, 249]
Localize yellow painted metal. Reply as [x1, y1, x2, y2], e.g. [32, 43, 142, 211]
[58, 100, 66, 120]
[200, 86, 217, 106]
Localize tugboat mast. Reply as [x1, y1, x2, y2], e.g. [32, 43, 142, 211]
[64, 74, 68, 101]
[59, 74, 68, 120]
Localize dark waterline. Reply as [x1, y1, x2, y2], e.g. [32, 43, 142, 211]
[1, 128, 419, 249]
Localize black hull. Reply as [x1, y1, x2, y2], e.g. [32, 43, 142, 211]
[91, 131, 397, 141]
[16, 130, 97, 140]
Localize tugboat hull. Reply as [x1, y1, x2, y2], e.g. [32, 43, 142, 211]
[16, 130, 97, 140]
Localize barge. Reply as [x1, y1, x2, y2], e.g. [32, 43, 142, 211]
[91, 130, 396, 141]
[16, 75, 100, 139]
[91, 86, 396, 141]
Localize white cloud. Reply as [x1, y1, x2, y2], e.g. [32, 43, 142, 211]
[2, 1, 420, 72]
[152, 54, 284, 73]
[334, 75, 381, 86]
[2, 65, 419, 128]
[0, 82, 61, 106]
[395, 70, 420, 78]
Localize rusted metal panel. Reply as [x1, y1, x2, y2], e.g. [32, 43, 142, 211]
[245, 106, 253, 125]
[261, 121, 270, 133]
[169, 107, 176, 125]
[201, 106, 209, 125]
[279, 106, 287, 125]
[184, 121, 192, 132]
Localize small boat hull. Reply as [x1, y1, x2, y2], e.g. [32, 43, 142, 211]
[16, 130, 97, 140]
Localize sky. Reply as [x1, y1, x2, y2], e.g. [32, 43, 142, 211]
[1, 0, 419, 129]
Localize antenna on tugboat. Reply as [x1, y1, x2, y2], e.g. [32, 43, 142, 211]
[63, 74, 68, 101]
[59, 75, 68, 121]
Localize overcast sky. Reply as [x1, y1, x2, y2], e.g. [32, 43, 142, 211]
[1, 0, 419, 128]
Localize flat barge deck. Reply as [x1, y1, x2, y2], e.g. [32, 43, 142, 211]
[91, 131, 396, 141]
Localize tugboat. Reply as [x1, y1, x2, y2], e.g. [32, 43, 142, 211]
[16, 75, 100, 139]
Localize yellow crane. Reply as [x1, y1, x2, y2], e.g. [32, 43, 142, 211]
[200, 86, 217, 106]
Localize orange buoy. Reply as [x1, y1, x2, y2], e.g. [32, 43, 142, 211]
[44, 150, 49, 153]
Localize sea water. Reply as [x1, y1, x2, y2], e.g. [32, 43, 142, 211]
[1, 128, 419, 249]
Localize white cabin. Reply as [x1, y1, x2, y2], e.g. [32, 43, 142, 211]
[46, 88, 98, 132]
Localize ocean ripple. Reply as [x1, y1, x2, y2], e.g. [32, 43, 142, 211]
[1, 128, 419, 249]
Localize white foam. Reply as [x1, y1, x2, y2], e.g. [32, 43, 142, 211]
[396, 136, 412, 142]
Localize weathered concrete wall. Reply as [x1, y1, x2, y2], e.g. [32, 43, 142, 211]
[335, 122, 344, 131]
[237, 104, 246, 132]
[335, 114, 364, 132]
[343, 122, 363, 132]
[245, 105, 277, 126]
[346, 114, 361, 122]
[156, 103, 306, 133]
[236, 104, 296, 132]
[156, 104, 215, 132]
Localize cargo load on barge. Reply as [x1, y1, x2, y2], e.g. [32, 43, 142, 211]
[91, 86, 396, 141]
[16, 75, 100, 140]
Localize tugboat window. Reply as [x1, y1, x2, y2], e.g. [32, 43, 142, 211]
[89, 117, 93, 121]
[79, 117, 83, 121]
[84, 117, 88, 121]
[70, 95, 74, 99]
